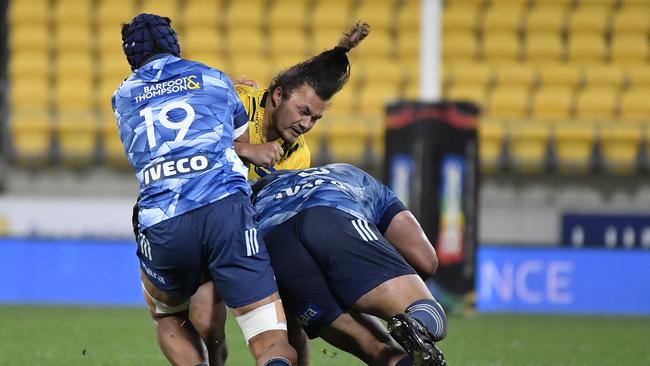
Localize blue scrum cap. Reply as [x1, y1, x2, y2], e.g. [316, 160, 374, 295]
[121, 13, 180, 71]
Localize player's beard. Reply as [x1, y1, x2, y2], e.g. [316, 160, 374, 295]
[270, 103, 298, 144]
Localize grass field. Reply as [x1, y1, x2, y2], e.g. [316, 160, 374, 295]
[1, 306, 649, 366]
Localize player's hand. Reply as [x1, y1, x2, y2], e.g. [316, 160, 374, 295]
[247, 142, 284, 168]
[233, 76, 258, 88]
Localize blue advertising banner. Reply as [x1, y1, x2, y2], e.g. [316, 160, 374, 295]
[477, 246, 650, 315]
[562, 213, 650, 249]
[0, 238, 143, 306]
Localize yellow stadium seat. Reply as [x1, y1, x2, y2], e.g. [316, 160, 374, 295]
[10, 25, 50, 53]
[398, 29, 420, 61]
[525, 5, 568, 35]
[488, 86, 530, 119]
[611, 6, 649, 35]
[524, 33, 564, 64]
[325, 119, 371, 163]
[355, 0, 395, 31]
[574, 87, 619, 121]
[482, 32, 521, 62]
[356, 30, 395, 60]
[446, 84, 487, 107]
[490, 0, 529, 6]
[99, 115, 129, 168]
[450, 62, 494, 90]
[56, 53, 93, 82]
[54, 0, 92, 25]
[311, 0, 354, 33]
[182, 26, 221, 57]
[312, 28, 346, 55]
[9, 0, 48, 26]
[404, 79, 420, 99]
[583, 64, 626, 89]
[55, 79, 94, 112]
[228, 59, 274, 88]
[303, 122, 326, 163]
[446, 0, 485, 6]
[98, 81, 117, 114]
[567, 33, 606, 63]
[189, 52, 230, 72]
[139, 0, 179, 18]
[55, 53, 94, 111]
[621, 0, 650, 7]
[227, 28, 266, 58]
[57, 113, 97, 166]
[509, 122, 550, 173]
[272, 54, 307, 75]
[443, 3, 480, 34]
[269, 0, 309, 30]
[443, 31, 478, 62]
[587, 0, 618, 6]
[328, 86, 358, 116]
[98, 25, 124, 55]
[224, 0, 264, 29]
[359, 59, 407, 89]
[538, 63, 583, 89]
[10, 79, 50, 111]
[537, 0, 573, 5]
[10, 51, 49, 80]
[600, 124, 642, 174]
[567, 6, 610, 35]
[626, 67, 650, 89]
[269, 29, 308, 59]
[55, 24, 93, 53]
[97, 0, 135, 27]
[479, 119, 505, 172]
[183, 0, 222, 27]
[397, 0, 421, 34]
[554, 123, 596, 173]
[494, 63, 537, 89]
[619, 88, 650, 122]
[482, 5, 525, 33]
[530, 86, 574, 121]
[610, 34, 649, 65]
[99, 53, 132, 82]
[10, 111, 52, 164]
[358, 83, 401, 117]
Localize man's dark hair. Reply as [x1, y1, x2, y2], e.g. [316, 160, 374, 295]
[121, 13, 181, 71]
[268, 22, 370, 101]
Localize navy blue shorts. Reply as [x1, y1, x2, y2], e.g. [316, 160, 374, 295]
[137, 192, 278, 308]
[264, 206, 415, 338]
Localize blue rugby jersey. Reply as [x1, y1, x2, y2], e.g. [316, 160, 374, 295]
[251, 163, 404, 235]
[113, 54, 251, 229]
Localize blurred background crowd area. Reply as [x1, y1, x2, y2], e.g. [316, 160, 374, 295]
[1, 0, 649, 176]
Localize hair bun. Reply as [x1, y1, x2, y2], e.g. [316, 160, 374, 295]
[337, 21, 371, 52]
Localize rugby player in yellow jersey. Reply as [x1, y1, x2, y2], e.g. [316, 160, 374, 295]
[182, 23, 371, 365]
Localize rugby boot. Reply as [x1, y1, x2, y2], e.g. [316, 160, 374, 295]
[388, 313, 446, 366]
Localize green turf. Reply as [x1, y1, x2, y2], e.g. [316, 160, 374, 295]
[1, 306, 649, 365]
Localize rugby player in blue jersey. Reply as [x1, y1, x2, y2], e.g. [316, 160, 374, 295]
[113, 14, 296, 366]
[251, 164, 448, 366]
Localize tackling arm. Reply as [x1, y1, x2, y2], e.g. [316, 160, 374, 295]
[383, 210, 439, 278]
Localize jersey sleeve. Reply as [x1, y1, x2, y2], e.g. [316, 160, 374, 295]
[370, 175, 407, 234]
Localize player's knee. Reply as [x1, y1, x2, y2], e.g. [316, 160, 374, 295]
[406, 299, 447, 341]
[142, 282, 190, 319]
[235, 300, 288, 345]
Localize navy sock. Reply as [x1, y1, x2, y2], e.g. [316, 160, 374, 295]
[406, 299, 447, 341]
[263, 357, 292, 366]
[396, 355, 413, 366]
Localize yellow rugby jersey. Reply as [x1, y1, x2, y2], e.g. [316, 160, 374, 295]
[235, 85, 311, 181]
